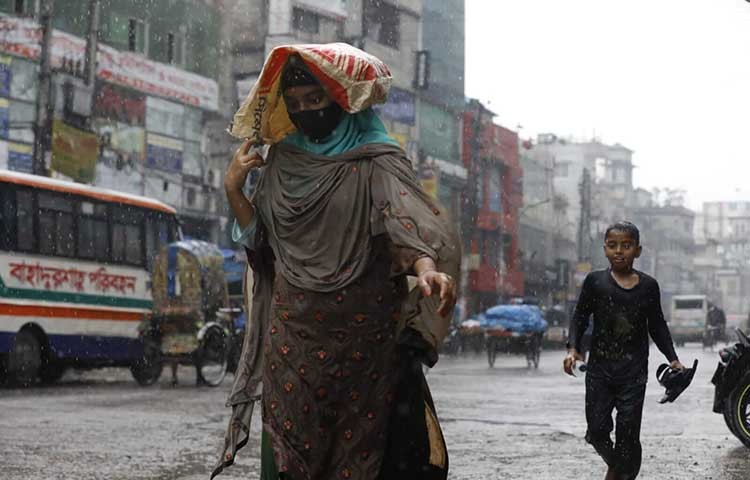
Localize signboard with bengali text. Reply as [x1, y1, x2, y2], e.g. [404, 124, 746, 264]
[0, 15, 218, 110]
[51, 119, 98, 183]
[146, 133, 183, 173]
[0, 253, 150, 304]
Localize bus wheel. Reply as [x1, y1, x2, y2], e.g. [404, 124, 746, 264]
[40, 362, 66, 384]
[131, 337, 163, 386]
[8, 329, 42, 386]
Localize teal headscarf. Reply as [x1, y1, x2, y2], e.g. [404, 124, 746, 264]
[281, 107, 399, 155]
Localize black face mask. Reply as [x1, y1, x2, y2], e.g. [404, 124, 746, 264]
[289, 103, 343, 141]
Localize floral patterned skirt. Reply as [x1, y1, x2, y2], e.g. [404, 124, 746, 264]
[262, 254, 407, 480]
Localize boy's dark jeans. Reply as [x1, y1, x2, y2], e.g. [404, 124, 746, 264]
[585, 374, 647, 480]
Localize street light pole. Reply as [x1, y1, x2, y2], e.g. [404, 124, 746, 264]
[32, 0, 55, 176]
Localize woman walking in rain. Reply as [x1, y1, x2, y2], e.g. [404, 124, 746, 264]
[212, 44, 460, 480]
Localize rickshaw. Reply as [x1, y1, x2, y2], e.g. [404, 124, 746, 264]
[480, 305, 548, 369]
[132, 240, 235, 387]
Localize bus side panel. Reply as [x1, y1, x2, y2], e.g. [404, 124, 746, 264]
[0, 313, 143, 362]
[47, 333, 143, 363]
[0, 330, 14, 353]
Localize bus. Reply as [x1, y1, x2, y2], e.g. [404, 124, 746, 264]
[0, 170, 180, 385]
[670, 294, 708, 346]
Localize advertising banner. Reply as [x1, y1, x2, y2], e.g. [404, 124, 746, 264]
[418, 165, 439, 200]
[374, 87, 416, 125]
[0, 15, 218, 110]
[574, 262, 592, 288]
[51, 119, 98, 182]
[294, 0, 348, 19]
[93, 83, 146, 125]
[0, 55, 11, 98]
[7, 141, 32, 172]
[0, 97, 8, 139]
[93, 119, 145, 195]
[146, 133, 183, 173]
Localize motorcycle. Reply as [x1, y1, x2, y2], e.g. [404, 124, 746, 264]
[711, 327, 750, 447]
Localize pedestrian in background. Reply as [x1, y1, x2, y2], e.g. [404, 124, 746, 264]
[213, 45, 460, 480]
[563, 221, 684, 480]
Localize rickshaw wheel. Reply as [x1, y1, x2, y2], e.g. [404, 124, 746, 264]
[487, 338, 497, 368]
[131, 337, 163, 387]
[196, 327, 228, 387]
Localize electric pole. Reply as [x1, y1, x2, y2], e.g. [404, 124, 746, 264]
[32, 0, 54, 176]
[577, 167, 592, 262]
[84, 0, 99, 88]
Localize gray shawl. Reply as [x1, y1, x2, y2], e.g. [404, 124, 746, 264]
[211, 142, 461, 478]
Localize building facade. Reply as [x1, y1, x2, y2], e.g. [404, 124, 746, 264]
[1, 1, 467, 250]
[418, 0, 465, 219]
[518, 142, 577, 307]
[533, 134, 635, 269]
[462, 99, 523, 314]
[694, 200, 750, 321]
[0, 1, 225, 242]
[629, 198, 697, 320]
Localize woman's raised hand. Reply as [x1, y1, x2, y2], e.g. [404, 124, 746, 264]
[225, 139, 264, 192]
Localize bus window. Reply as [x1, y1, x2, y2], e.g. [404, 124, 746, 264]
[111, 205, 145, 267]
[38, 192, 75, 258]
[674, 299, 704, 310]
[145, 213, 177, 271]
[0, 187, 16, 250]
[16, 189, 35, 252]
[145, 217, 159, 271]
[77, 200, 110, 262]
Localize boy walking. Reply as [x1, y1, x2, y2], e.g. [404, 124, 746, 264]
[563, 221, 684, 480]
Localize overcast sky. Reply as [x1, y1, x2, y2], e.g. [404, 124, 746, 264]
[465, 0, 750, 211]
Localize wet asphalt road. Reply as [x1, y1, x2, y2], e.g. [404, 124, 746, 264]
[0, 344, 747, 480]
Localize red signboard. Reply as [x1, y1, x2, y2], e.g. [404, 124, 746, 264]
[94, 84, 146, 126]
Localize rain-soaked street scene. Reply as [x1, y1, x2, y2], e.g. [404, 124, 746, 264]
[2, 1, 750, 479]
[0, 346, 748, 480]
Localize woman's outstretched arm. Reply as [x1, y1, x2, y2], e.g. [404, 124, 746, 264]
[225, 139, 264, 229]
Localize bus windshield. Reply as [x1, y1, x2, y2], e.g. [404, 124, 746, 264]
[674, 299, 705, 310]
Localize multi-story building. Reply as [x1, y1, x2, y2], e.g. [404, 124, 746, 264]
[628, 192, 697, 319]
[0, 1, 225, 242]
[535, 134, 634, 268]
[462, 99, 523, 314]
[1, 1, 460, 248]
[219, 0, 440, 241]
[418, 0, 466, 219]
[701, 201, 750, 241]
[227, 0, 423, 155]
[519, 143, 577, 307]
[694, 200, 750, 321]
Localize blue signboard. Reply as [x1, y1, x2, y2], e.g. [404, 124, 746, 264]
[374, 87, 416, 125]
[0, 56, 11, 98]
[0, 98, 9, 139]
[8, 142, 33, 173]
[146, 134, 183, 172]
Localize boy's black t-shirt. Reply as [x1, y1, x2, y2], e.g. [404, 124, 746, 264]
[568, 269, 678, 382]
